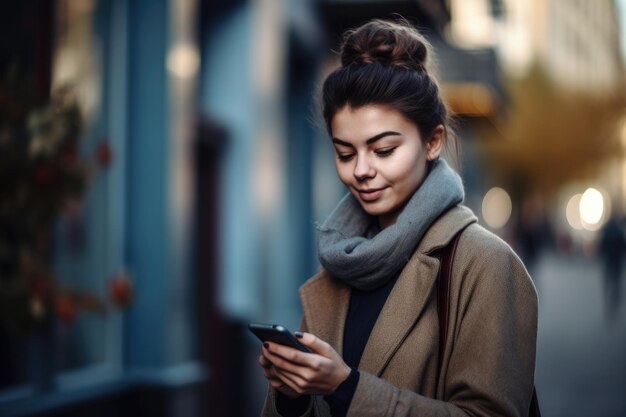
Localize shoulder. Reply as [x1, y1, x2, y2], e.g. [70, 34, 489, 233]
[453, 222, 538, 306]
[419, 205, 518, 263]
[457, 222, 516, 259]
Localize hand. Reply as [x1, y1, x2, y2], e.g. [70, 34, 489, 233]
[260, 332, 351, 396]
[258, 352, 301, 398]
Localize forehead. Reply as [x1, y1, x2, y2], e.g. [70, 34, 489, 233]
[330, 104, 418, 141]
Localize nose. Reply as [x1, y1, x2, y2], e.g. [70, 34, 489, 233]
[353, 155, 375, 182]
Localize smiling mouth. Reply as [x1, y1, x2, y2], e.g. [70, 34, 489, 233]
[357, 187, 386, 202]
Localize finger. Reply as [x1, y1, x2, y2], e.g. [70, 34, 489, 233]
[294, 332, 333, 357]
[275, 372, 301, 394]
[263, 345, 325, 389]
[267, 373, 285, 388]
[274, 367, 312, 395]
[263, 345, 303, 375]
[263, 343, 311, 368]
[263, 345, 323, 384]
[275, 366, 313, 387]
[259, 354, 272, 369]
[268, 365, 281, 378]
[264, 366, 278, 380]
[269, 378, 286, 389]
[263, 368, 289, 391]
[259, 356, 286, 384]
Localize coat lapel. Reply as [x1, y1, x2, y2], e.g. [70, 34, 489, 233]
[357, 206, 477, 376]
[358, 251, 439, 376]
[299, 270, 351, 354]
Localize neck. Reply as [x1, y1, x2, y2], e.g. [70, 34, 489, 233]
[378, 212, 398, 229]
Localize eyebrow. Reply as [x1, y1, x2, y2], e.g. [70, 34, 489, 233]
[332, 131, 401, 147]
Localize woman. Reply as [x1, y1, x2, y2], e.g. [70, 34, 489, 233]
[258, 19, 538, 417]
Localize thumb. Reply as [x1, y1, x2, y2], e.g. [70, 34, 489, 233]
[295, 331, 332, 356]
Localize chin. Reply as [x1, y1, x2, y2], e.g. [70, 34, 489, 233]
[358, 201, 392, 217]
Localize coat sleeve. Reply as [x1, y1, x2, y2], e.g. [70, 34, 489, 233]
[346, 231, 538, 417]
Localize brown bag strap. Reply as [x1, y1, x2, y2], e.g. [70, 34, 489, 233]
[437, 232, 460, 371]
[437, 231, 540, 417]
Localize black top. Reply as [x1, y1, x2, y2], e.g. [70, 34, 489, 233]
[342, 272, 400, 368]
[278, 272, 400, 416]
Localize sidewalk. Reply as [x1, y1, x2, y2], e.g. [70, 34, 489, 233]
[533, 250, 626, 417]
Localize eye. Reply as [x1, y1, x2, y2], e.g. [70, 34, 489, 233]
[375, 147, 396, 157]
[336, 153, 355, 162]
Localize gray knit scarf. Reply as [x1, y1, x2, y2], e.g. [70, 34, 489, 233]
[317, 158, 464, 291]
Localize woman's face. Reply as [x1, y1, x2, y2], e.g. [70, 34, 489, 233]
[330, 104, 443, 229]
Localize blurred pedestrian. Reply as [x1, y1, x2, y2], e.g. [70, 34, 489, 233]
[598, 213, 626, 321]
[516, 196, 552, 272]
[257, 19, 538, 416]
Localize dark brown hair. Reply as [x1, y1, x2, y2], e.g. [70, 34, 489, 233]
[322, 19, 452, 147]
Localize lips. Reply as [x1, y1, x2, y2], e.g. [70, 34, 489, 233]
[357, 187, 385, 202]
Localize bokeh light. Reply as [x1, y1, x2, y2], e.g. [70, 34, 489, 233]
[579, 188, 605, 231]
[167, 42, 200, 79]
[565, 193, 583, 230]
[482, 187, 512, 229]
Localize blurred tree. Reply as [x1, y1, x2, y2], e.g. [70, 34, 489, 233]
[481, 65, 625, 199]
[0, 75, 124, 332]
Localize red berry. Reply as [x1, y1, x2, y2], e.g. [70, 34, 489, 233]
[108, 273, 133, 308]
[96, 141, 113, 167]
[55, 294, 77, 323]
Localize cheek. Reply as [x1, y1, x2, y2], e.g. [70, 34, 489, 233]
[335, 161, 353, 186]
[387, 152, 424, 183]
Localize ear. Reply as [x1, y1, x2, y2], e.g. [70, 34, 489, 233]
[425, 125, 445, 161]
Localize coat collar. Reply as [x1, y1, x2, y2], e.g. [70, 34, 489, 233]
[300, 205, 477, 375]
[418, 205, 477, 254]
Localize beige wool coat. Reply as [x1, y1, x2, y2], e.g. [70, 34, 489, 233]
[262, 206, 538, 417]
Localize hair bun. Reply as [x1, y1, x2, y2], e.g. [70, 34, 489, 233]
[340, 19, 429, 72]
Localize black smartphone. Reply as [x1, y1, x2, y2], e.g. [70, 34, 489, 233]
[248, 323, 312, 353]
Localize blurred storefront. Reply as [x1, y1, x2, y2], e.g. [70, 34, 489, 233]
[1, 0, 206, 416]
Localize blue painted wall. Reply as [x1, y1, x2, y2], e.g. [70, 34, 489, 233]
[125, 0, 169, 368]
